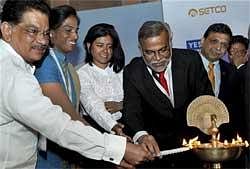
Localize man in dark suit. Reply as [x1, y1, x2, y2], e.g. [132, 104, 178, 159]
[122, 21, 213, 168]
[200, 23, 246, 168]
[199, 23, 245, 137]
[237, 61, 250, 168]
[243, 60, 250, 168]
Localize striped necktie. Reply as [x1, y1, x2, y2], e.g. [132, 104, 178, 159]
[208, 62, 215, 91]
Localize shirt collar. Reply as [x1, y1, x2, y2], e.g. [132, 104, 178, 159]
[0, 39, 36, 74]
[92, 63, 113, 75]
[199, 51, 219, 67]
[53, 48, 67, 64]
[237, 63, 245, 69]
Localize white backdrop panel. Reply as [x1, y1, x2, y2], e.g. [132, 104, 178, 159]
[162, 0, 250, 50]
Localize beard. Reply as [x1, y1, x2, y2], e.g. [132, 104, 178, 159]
[143, 57, 170, 73]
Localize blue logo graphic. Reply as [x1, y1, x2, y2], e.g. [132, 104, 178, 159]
[186, 39, 201, 50]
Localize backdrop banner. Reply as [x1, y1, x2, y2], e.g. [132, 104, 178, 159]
[162, 0, 250, 51]
[71, 1, 163, 67]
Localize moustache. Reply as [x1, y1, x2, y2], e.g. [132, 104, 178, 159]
[32, 44, 48, 51]
[150, 58, 170, 65]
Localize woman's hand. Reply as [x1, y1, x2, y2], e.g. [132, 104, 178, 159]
[112, 123, 132, 142]
[105, 101, 123, 113]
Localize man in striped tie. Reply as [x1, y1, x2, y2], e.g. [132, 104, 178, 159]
[199, 23, 246, 168]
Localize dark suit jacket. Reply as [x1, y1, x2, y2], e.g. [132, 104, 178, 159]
[122, 49, 213, 150]
[245, 62, 250, 140]
[242, 62, 250, 141]
[218, 59, 237, 104]
[243, 61, 250, 168]
[215, 60, 243, 139]
[203, 59, 246, 168]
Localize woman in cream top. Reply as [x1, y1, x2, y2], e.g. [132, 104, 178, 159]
[78, 23, 126, 136]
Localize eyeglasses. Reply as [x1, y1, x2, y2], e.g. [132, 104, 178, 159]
[208, 39, 229, 50]
[142, 46, 171, 58]
[16, 24, 50, 40]
[229, 48, 247, 56]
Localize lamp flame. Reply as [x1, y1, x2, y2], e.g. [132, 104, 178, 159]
[182, 139, 187, 146]
[217, 133, 220, 141]
[245, 141, 249, 147]
[224, 140, 228, 146]
[182, 134, 248, 149]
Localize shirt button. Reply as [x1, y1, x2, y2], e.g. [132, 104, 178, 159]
[109, 157, 114, 161]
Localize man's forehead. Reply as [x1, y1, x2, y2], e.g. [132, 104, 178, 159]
[19, 9, 49, 27]
[207, 32, 230, 39]
[20, 9, 48, 20]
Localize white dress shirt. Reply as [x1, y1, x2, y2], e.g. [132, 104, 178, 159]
[0, 39, 126, 169]
[133, 61, 174, 142]
[78, 63, 123, 132]
[199, 52, 221, 97]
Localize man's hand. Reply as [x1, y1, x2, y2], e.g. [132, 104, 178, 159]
[138, 135, 160, 157]
[116, 159, 135, 169]
[123, 142, 153, 166]
[105, 101, 123, 113]
[112, 123, 132, 142]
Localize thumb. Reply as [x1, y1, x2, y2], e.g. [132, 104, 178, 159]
[119, 160, 135, 169]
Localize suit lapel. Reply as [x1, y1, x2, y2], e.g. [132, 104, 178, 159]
[140, 61, 174, 116]
[218, 60, 227, 98]
[171, 53, 185, 108]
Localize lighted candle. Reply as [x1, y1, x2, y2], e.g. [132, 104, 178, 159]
[160, 147, 190, 156]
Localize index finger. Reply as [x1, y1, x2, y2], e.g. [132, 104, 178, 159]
[144, 136, 160, 157]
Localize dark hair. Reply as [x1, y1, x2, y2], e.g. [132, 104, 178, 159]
[1, 0, 50, 25]
[203, 23, 232, 39]
[229, 35, 249, 51]
[84, 23, 125, 73]
[50, 5, 79, 30]
[138, 20, 172, 45]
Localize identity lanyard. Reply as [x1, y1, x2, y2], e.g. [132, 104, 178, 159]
[49, 48, 73, 102]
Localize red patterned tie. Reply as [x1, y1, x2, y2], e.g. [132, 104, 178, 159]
[159, 71, 170, 95]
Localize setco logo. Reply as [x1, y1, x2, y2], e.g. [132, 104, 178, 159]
[188, 5, 227, 17]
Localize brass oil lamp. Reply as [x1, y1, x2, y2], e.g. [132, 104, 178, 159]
[184, 95, 248, 169]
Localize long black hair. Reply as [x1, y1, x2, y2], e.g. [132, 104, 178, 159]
[84, 23, 125, 73]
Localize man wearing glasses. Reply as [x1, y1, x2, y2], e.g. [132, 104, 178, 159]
[199, 23, 247, 167]
[228, 35, 249, 69]
[0, 0, 152, 168]
[121, 20, 213, 168]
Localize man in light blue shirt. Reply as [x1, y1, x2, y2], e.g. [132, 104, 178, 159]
[200, 23, 246, 168]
